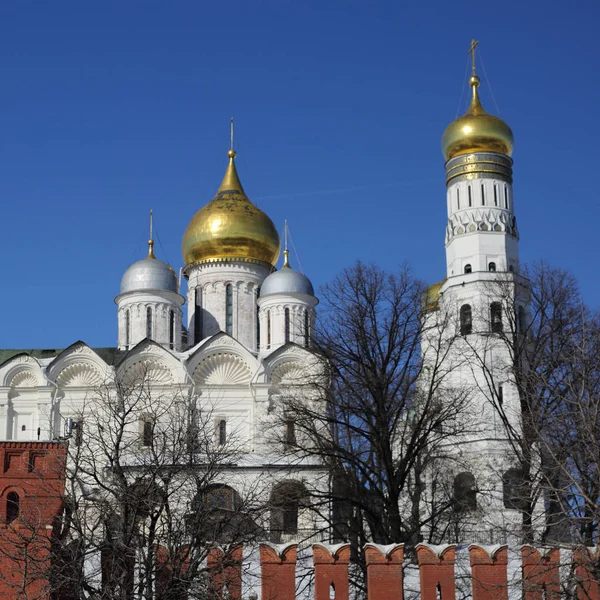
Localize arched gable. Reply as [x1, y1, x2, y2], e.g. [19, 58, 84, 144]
[116, 339, 182, 386]
[0, 354, 45, 389]
[46, 342, 109, 389]
[186, 333, 258, 386]
[261, 343, 324, 385]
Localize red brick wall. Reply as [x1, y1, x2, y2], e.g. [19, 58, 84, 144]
[260, 543, 297, 600]
[522, 546, 561, 600]
[416, 544, 457, 600]
[365, 543, 404, 600]
[469, 544, 508, 600]
[0, 442, 66, 600]
[207, 545, 243, 600]
[313, 543, 351, 600]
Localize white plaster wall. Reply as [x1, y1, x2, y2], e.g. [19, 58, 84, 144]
[186, 261, 271, 350]
[116, 290, 184, 351]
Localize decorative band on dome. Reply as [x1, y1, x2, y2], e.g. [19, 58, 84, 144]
[445, 152, 513, 185]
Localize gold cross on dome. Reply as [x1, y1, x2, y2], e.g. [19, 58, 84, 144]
[468, 39, 479, 75]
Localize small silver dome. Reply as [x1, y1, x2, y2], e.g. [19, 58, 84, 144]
[260, 266, 315, 298]
[120, 257, 179, 295]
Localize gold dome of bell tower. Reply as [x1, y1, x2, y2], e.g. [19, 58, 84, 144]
[182, 138, 280, 269]
[442, 40, 514, 161]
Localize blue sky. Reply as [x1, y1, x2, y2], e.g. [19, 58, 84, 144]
[1, 1, 598, 349]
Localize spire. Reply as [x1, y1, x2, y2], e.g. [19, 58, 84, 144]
[466, 39, 485, 116]
[147, 209, 156, 259]
[217, 117, 245, 194]
[282, 219, 290, 268]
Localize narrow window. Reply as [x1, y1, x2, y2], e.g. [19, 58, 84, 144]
[194, 287, 202, 343]
[73, 421, 83, 446]
[6, 492, 19, 524]
[225, 284, 233, 335]
[125, 309, 130, 348]
[490, 302, 503, 333]
[142, 421, 153, 447]
[460, 304, 472, 336]
[468, 185, 472, 207]
[518, 306, 526, 333]
[453, 472, 477, 511]
[285, 420, 296, 448]
[481, 183, 485, 205]
[493, 184, 498, 206]
[146, 307, 153, 339]
[456, 188, 460, 210]
[218, 420, 227, 445]
[504, 186, 508, 209]
[169, 310, 175, 349]
[464, 264, 472, 274]
[304, 310, 310, 347]
[21, 425, 26, 432]
[284, 307, 290, 343]
[498, 385, 504, 407]
[256, 287, 261, 350]
[267, 311, 271, 349]
[489, 262, 496, 272]
[503, 468, 526, 510]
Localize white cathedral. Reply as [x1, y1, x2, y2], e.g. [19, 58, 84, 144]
[0, 49, 536, 544]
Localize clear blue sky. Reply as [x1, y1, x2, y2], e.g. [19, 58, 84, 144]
[1, 1, 598, 349]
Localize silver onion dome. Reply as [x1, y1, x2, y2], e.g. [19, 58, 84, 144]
[260, 251, 314, 297]
[120, 242, 179, 295]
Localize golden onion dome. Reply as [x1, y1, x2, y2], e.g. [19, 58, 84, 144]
[422, 278, 446, 311]
[182, 150, 280, 267]
[442, 74, 514, 161]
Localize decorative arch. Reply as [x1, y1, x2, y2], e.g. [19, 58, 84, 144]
[116, 339, 181, 386]
[194, 354, 251, 385]
[186, 332, 258, 385]
[0, 354, 44, 389]
[46, 342, 109, 388]
[262, 343, 322, 385]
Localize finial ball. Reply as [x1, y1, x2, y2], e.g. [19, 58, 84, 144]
[228, 149, 237, 158]
[469, 75, 481, 87]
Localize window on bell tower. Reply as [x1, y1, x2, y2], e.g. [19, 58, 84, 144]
[284, 308, 290, 343]
[490, 302, 503, 333]
[225, 284, 233, 335]
[460, 304, 472, 336]
[146, 307, 153, 339]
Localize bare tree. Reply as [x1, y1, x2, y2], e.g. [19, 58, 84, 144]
[51, 368, 264, 599]
[267, 262, 472, 559]
[459, 262, 587, 544]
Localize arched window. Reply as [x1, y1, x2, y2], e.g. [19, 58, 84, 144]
[504, 186, 509, 209]
[493, 184, 498, 206]
[489, 262, 496, 272]
[453, 472, 477, 512]
[201, 485, 241, 512]
[460, 304, 472, 336]
[490, 302, 503, 333]
[498, 385, 504, 407]
[503, 469, 526, 510]
[218, 420, 226, 445]
[518, 306, 526, 333]
[468, 185, 472, 207]
[456, 188, 460, 210]
[267, 311, 271, 349]
[125, 309, 130, 347]
[225, 284, 233, 335]
[481, 183, 485, 205]
[284, 308, 290, 343]
[304, 310, 310, 347]
[6, 492, 19, 524]
[270, 481, 308, 541]
[169, 310, 175, 350]
[464, 264, 472, 274]
[194, 287, 202, 343]
[146, 307, 153, 339]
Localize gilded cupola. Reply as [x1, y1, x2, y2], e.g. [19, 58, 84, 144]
[442, 42, 513, 161]
[181, 149, 281, 268]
